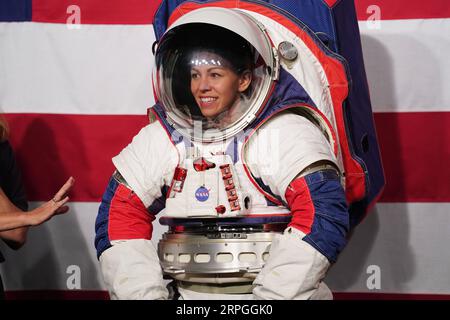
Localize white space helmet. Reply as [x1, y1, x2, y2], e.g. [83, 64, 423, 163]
[153, 7, 277, 142]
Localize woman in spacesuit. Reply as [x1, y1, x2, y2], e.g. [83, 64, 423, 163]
[95, 9, 349, 300]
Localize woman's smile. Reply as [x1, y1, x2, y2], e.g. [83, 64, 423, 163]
[190, 53, 252, 119]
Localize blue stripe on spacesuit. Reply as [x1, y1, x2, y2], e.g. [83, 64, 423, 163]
[252, 176, 286, 207]
[249, 68, 316, 130]
[94, 176, 118, 259]
[147, 185, 169, 214]
[300, 170, 349, 263]
[225, 135, 239, 164]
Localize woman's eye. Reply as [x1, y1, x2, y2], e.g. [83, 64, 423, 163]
[211, 73, 222, 78]
[191, 73, 199, 79]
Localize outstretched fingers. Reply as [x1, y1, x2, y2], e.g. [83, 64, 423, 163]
[52, 195, 70, 211]
[52, 177, 75, 203]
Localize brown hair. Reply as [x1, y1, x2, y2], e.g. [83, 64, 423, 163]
[0, 116, 9, 142]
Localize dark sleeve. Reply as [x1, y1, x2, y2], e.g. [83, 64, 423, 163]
[286, 169, 349, 263]
[0, 140, 28, 211]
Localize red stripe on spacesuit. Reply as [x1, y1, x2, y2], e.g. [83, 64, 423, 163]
[245, 2, 364, 204]
[168, 1, 236, 25]
[168, 0, 366, 205]
[323, 0, 340, 7]
[285, 177, 315, 235]
[169, 0, 450, 23]
[108, 183, 154, 240]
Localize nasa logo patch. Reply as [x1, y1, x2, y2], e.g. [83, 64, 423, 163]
[195, 186, 209, 202]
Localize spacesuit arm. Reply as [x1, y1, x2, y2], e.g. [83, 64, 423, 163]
[253, 165, 349, 299]
[94, 173, 168, 300]
[248, 112, 349, 299]
[253, 164, 349, 300]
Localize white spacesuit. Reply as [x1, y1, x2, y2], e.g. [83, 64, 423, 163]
[95, 6, 349, 300]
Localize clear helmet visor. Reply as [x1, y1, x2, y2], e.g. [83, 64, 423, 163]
[154, 18, 275, 142]
[189, 50, 252, 124]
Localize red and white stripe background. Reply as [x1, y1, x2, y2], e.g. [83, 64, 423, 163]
[0, 0, 449, 299]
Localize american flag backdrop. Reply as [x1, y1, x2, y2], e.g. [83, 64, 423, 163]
[0, 0, 449, 299]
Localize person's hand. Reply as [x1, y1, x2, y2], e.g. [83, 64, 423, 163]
[28, 177, 75, 226]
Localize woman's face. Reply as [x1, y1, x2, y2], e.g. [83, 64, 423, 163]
[190, 55, 251, 119]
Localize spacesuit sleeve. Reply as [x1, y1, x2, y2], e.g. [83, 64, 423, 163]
[249, 112, 349, 300]
[111, 123, 178, 208]
[94, 123, 177, 300]
[253, 170, 349, 300]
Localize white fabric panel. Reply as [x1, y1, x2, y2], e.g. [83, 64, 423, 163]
[112, 122, 178, 208]
[241, 10, 337, 128]
[100, 239, 168, 300]
[0, 22, 155, 115]
[253, 227, 332, 300]
[246, 112, 337, 201]
[359, 18, 450, 113]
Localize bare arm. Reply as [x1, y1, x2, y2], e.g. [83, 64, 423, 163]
[0, 187, 28, 247]
[0, 177, 74, 232]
